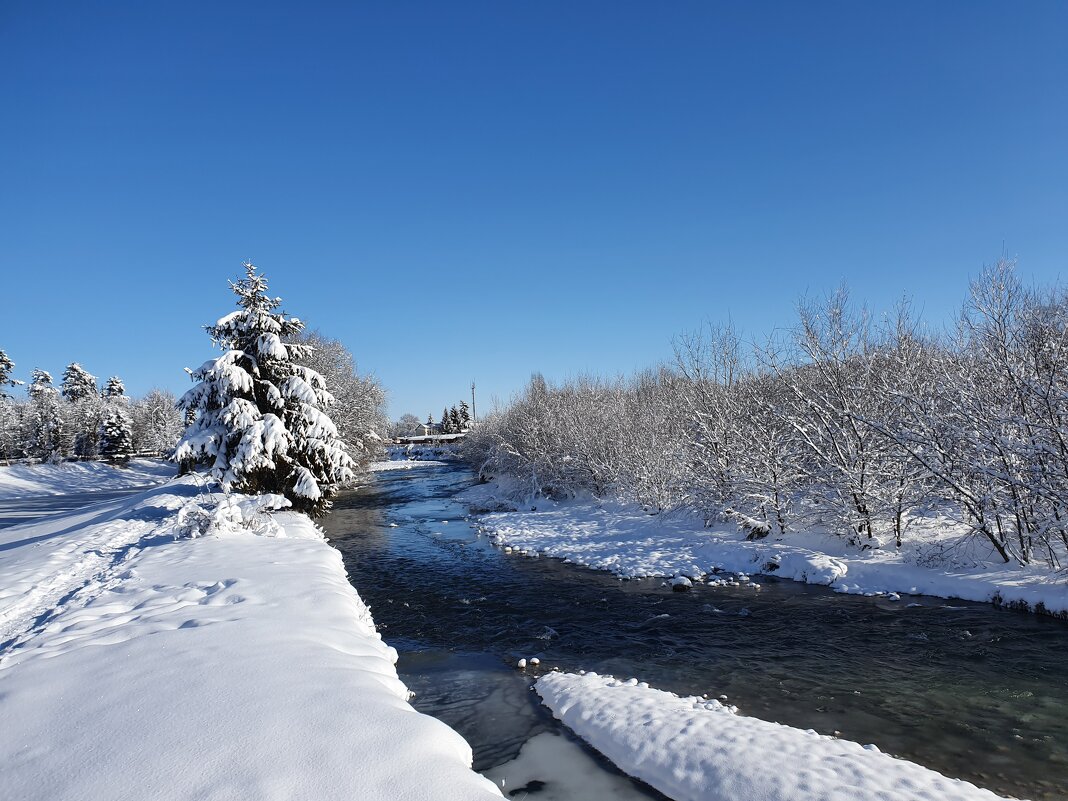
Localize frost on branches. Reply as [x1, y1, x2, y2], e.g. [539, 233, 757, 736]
[174, 263, 354, 516]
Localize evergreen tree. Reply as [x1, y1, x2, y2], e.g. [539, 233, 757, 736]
[61, 363, 98, 402]
[426, 413, 434, 432]
[25, 369, 63, 459]
[174, 263, 353, 516]
[441, 407, 451, 434]
[0, 350, 24, 459]
[0, 349, 23, 397]
[449, 405, 461, 433]
[61, 363, 102, 456]
[99, 405, 133, 463]
[102, 375, 127, 400]
[458, 400, 470, 430]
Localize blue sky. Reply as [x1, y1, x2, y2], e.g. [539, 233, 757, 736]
[2, 2, 1066, 419]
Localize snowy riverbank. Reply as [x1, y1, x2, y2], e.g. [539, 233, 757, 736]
[537, 671, 1011, 801]
[0, 474, 501, 800]
[463, 483, 1068, 616]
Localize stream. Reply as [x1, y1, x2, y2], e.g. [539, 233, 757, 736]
[321, 461, 1068, 801]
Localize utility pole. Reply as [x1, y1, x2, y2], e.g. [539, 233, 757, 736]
[471, 381, 477, 423]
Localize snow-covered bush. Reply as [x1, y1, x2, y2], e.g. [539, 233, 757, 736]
[173, 492, 291, 539]
[174, 263, 354, 516]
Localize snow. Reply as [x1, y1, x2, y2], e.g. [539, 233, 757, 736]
[368, 459, 450, 472]
[536, 671, 1011, 801]
[0, 474, 502, 800]
[465, 484, 1068, 615]
[0, 458, 174, 500]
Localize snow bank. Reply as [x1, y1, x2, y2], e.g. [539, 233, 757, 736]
[536, 672, 1011, 801]
[469, 489, 1068, 615]
[0, 458, 174, 499]
[0, 477, 501, 800]
[368, 459, 449, 472]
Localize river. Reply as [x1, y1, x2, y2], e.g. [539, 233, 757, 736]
[321, 461, 1068, 800]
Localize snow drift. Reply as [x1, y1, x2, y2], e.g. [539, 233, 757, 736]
[536, 671, 1013, 801]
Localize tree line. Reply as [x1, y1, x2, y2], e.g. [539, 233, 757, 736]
[0, 315, 387, 475]
[0, 357, 182, 463]
[463, 261, 1068, 568]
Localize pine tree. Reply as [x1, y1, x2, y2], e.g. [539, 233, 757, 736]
[61, 363, 98, 402]
[61, 363, 102, 456]
[441, 407, 451, 434]
[0, 349, 23, 397]
[102, 376, 126, 400]
[458, 399, 470, 430]
[174, 263, 353, 516]
[449, 405, 461, 434]
[25, 369, 63, 459]
[426, 413, 434, 433]
[0, 351, 23, 459]
[99, 405, 133, 463]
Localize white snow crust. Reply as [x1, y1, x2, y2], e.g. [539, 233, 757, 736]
[466, 485, 1068, 614]
[536, 671, 1013, 801]
[0, 475, 501, 800]
[0, 458, 174, 500]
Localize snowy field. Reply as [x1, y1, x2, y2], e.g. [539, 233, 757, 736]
[536, 671, 1011, 801]
[464, 483, 1068, 615]
[0, 458, 174, 500]
[0, 472, 502, 800]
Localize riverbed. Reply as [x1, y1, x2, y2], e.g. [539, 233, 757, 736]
[322, 462, 1068, 800]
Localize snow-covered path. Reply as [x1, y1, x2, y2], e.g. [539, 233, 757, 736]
[0, 483, 189, 651]
[0, 459, 176, 528]
[0, 476, 502, 800]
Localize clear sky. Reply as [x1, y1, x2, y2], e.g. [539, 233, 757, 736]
[2, 2, 1066, 419]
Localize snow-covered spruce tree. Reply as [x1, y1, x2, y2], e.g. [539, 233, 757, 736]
[25, 369, 64, 460]
[61, 363, 103, 457]
[102, 375, 126, 400]
[0, 350, 22, 397]
[174, 263, 354, 516]
[0, 350, 25, 460]
[99, 405, 134, 463]
[61, 363, 98, 402]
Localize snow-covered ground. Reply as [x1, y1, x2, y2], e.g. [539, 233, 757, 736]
[0, 473, 502, 800]
[464, 483, 1068, 615]
[367, 459, 450, 472]
[0, 458, 174, 500]
[537, 671, 1011, 801]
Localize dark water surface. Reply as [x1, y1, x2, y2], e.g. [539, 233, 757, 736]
[322, 462, 1068, 800]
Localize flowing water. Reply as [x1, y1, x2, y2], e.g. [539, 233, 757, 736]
[322, 462, 1068, 800]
